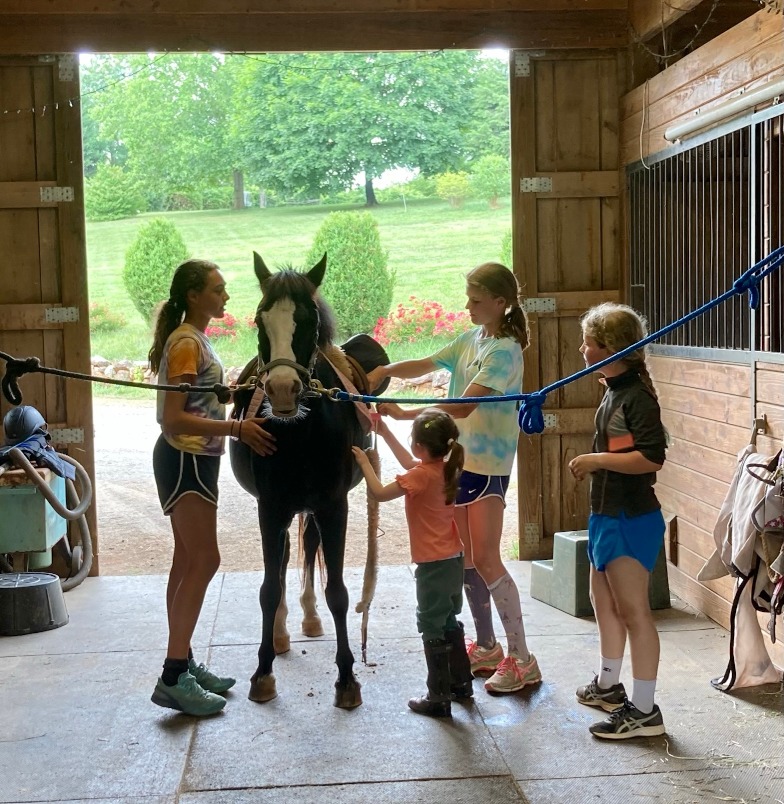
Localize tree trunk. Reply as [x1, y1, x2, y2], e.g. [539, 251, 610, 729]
[233, 170, 245, 210]
[364, 177, 378, 207]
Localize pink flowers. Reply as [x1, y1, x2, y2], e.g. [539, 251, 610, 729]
[206, 312, 238, 340]
[373, 298, 472, 347]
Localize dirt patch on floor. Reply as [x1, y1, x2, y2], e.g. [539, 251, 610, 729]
[93, 397, 519, 575]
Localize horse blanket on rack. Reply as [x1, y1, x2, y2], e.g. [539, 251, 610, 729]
[698, 444, 784, 690]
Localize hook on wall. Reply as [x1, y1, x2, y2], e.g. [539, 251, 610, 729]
[751, 414, 768, 447]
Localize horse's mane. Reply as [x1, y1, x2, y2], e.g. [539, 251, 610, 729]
[258, 268, 336, 348]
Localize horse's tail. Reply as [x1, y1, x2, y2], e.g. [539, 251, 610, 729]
[355, 444, 380, 664]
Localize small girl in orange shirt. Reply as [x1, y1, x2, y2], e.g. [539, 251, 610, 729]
[353, 407, 471, 718]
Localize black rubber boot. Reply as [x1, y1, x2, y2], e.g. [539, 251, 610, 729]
[408, 638, 452, 717]
[445, 621, 474, 700]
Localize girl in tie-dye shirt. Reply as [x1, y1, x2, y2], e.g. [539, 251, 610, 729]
[147, 259, 275, 717]
[367, 262, 541, 695]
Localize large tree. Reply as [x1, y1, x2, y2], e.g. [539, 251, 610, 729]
[80, 55, 131, 177]
[230, 51, 493, 205]
[85, 54, 238, 207]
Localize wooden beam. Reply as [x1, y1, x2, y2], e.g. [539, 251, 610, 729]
[0, 11, 628, 53]
[0, 304, 76, 330]
[0, 182, 59, 209]
[0, 0, 628, 13]
[628, 0, 704, 43]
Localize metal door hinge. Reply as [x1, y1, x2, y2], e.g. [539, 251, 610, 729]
[49, 428, 84, 445]
[523, 297, 556, 313]
[523, 522, 541, 539]
[40, 186, 74, 203]
[45, 306, 80, 323]
[58, 56, 77, 82]
[520, 177, 553, 193]
[514, 51, 544, 78]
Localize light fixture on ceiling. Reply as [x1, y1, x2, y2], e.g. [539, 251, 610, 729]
[664, 76, 784, 143]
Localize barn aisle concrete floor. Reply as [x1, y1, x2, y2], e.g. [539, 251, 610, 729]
[1, 562, 782, 804]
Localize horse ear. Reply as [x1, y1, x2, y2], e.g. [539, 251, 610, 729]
[306, 253, 327, 290]
[254, 251, 272, 287]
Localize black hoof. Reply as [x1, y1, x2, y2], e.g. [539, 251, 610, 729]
[334, 678, 362, 709]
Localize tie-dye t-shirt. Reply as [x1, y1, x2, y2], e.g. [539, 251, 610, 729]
[156, 324, 226, 456]
[433, 328, 523, 476]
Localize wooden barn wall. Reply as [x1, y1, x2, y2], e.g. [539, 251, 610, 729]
[652, 355, 784, 670]
[621, 9, 784, 165]
[649, 355, 748, 628]
[621, 10, 784, 666]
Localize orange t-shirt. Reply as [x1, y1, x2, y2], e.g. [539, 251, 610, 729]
[396, 461, 462, 564]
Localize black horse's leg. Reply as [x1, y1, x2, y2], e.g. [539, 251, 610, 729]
[316, 501, 361, 709]
[301, 515, 325, 638]
[249, 509, 290, 703]
[273, 532, 291, 654]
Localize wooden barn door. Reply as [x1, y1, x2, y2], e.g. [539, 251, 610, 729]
[509, 50, 624, 559]
[0, 56, 97, 571]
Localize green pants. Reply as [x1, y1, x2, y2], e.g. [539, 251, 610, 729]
[415, 555, 464, 641]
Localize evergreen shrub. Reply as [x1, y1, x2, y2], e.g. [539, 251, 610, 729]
[85, 164, 143, 222]
[500, 229, 513, 269]
[123, 218, 189, 323]
[305, 211, 394, 338]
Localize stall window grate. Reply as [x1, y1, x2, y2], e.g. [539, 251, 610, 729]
[758, 111, 784, 354]
[628, 128, 751, 350]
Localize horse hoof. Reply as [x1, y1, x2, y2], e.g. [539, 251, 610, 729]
[334, 678, 362, 709]
[248, 673, 278, 703]
[301, 617, 324, 638]
[274, 635, 291, 655]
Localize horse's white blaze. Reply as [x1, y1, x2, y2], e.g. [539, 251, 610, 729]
[261, 298, 300, 413]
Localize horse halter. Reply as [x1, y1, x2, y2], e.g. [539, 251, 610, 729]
[255, 287, 322, 403]
[255, 357, 312, 383]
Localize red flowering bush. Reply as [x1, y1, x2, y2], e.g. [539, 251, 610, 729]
[89, 301, 127, 333]
[206, 312, 238, 340]
[373, 297, 473, 347]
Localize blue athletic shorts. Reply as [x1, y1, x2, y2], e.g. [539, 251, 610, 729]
[455, 470, 510, 507]
[587, 509, 665, 572]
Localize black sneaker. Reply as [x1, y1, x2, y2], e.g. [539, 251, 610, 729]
[576, 675, 626, 712]
[589, 700, 666, 740]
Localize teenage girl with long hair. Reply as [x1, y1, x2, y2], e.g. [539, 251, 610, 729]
[367, 262, 541, 694]
[569, 302, 667, 739]
[353, 408, 472, 717]
[148, 259, 274, 716]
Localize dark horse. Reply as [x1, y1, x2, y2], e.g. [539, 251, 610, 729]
[230, 252, 368, 708]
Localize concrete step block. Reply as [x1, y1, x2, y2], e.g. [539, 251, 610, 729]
[530, 559, 553, 607]
[530, 529, 671, 619]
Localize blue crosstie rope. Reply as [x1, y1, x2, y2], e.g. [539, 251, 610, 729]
[334, 245, 784, 435]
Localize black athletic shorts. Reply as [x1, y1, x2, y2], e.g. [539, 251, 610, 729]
[152, 434, 220, 515]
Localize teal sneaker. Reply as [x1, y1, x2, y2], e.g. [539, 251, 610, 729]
[188, 659, 236, 695]
[151, 671, 226, 716]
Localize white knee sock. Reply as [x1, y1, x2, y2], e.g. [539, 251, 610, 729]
[631, 678, 657, 714]
[488, 573, 529, 660]
[598, 656, 623, 689]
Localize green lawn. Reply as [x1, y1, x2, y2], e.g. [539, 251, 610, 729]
[87, 196, 511, 369]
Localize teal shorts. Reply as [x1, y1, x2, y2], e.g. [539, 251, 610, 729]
[588, 509, 665, 573]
